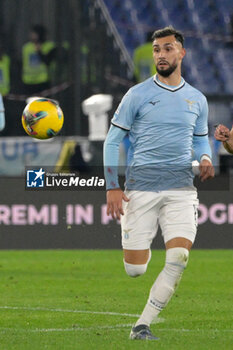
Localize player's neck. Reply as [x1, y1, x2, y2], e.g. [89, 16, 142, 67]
[157, 71, 182, 87]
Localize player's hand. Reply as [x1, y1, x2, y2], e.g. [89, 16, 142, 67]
[106, 189, 129, 220]
[199, 159, 215, 182]
[214, 124, 230, 142]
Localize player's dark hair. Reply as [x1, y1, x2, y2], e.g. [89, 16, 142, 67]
[152, 26, 184, 47]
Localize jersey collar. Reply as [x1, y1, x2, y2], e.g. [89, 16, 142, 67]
[153, 74, 185, 92]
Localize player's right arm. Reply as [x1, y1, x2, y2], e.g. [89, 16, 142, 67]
[104, 125, 129, 220]
[104, 88, 138, 219]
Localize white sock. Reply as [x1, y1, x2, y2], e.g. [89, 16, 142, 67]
[135, 247, 189, 327]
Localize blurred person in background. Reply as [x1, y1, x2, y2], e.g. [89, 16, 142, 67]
[0, 40, 10, 97]
[133, 31, 157, 83]
[22, 25, 55, 95]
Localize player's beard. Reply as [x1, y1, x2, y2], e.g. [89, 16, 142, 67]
[156, 61, 178, 77]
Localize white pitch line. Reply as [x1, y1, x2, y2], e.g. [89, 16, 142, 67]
[1, 306, 231, 334]
[0, 324, 133, 333]
[0, 306, 140, 318]
[0, 326, 232, 334]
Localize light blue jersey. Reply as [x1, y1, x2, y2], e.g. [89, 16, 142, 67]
[0, 94, 5, 131]
[104, 75, 211, 191]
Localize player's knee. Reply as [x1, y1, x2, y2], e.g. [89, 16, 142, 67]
[166, 247, 189, 267]
[165, 247, 189, 276]
[123, 261, 148, 277]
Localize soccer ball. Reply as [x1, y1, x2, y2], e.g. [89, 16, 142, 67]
[22, 98, 64, 139]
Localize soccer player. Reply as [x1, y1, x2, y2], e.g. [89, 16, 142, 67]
[104, 26, 214, 340]
[214, 124, 233, 154]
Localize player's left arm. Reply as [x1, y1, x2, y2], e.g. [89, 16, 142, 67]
[193, 96, 215, 182]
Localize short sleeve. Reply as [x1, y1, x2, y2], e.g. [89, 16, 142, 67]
[111, 89, 137, 131]
[193, 96, 208, 136]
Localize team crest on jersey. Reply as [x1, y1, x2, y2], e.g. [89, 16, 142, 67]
[185, 99, 196, 111]
[123, 229, 131, 239]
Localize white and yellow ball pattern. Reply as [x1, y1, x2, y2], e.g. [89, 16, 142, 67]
[22, 98, 64, 139]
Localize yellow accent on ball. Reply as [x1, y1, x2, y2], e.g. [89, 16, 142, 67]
[22, 98, 64, 139]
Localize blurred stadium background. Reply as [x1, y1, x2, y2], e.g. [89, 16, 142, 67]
[0, 0, 232, 249]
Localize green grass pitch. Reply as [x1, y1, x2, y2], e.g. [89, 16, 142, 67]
[0, 250, 232, 350]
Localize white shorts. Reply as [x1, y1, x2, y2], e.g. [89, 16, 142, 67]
[121, 188, 199, 250]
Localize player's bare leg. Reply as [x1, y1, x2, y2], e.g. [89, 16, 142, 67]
[128, 237, 192, 340]
[124, 249, 150, 264]
[165, 237, 192, 250]
[123, 249, 151, 278]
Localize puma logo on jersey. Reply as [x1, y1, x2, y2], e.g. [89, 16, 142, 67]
[149, 100, 160, 105]
[185, 99, 196, 110]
